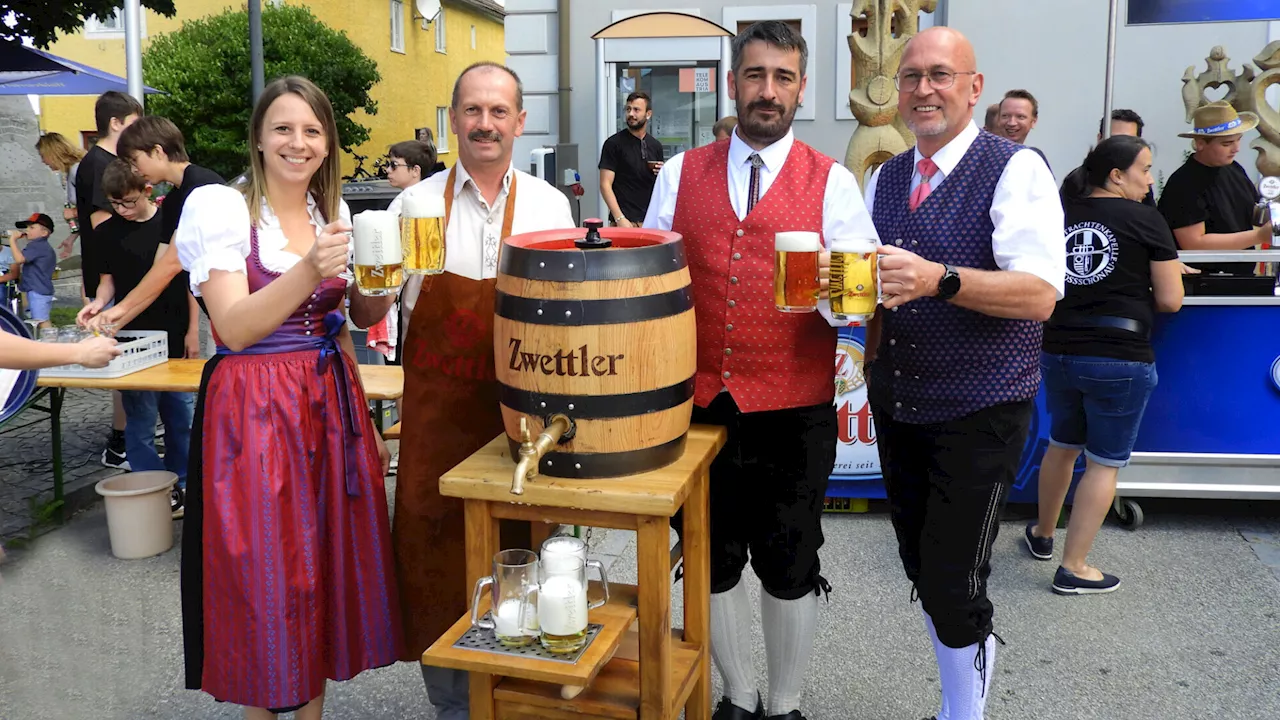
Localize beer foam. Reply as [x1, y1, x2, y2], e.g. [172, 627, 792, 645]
[352, 209, 402, 266]
[830, 236, 877, 253]
[774, 231, 821, 252]
[401, 192, 445, 218]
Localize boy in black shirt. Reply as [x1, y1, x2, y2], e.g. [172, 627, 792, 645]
[85, 117, 224, 334]
[88, 160, 197, 518]
[1158, 102, 1270, 275]
[75, 91, 142, 470]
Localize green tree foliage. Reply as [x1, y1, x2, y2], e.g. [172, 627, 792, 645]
[1, 1, 176, 48]
[142, 4, 379, 180]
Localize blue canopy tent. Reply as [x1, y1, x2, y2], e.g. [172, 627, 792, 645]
[0, 41, 162, 95]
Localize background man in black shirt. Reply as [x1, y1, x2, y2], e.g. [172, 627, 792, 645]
[84, 117, 224, 334]
[74, 90, 142, 471]
[1063, 109, 1156, 207]
[1158, 102, 1269, 275]
[598, 91, 664, 227]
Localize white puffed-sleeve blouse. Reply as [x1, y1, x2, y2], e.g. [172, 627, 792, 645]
[174, 184, 352, 297]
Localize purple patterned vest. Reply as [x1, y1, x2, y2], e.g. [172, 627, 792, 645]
[869, 131, 1041, 424]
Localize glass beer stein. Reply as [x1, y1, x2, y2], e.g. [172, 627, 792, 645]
[774, 231, 822, 313]
[352, 209, 404, 297]
[401, 192, 446, 275]
[536, 554, 607, 654]
[470, 549, 540, 647]
[828, 237, 880, 325]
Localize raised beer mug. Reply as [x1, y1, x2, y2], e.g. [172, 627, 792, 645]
[401, 192, 447, 275]
[774, 231, 822, 313]
[352, 210, 404, 297]
[535, 554, 606, 654]
[470, 549, 540, 647]
[828, 237, 880, 326]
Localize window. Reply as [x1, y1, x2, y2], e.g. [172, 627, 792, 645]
[435, 8, 447, 53]
[471, 25, 477, 50]
[84, 7, 146, 37]
[436, 108, 449, 153]
[390, 0, 405, 53]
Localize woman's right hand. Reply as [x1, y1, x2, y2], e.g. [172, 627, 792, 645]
[76, 298, 105, 327]
[308, 220, 353, 280]
[74, 336, 121, 368]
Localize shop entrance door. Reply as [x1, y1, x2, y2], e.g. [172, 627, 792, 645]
[609, 61, 721, 160]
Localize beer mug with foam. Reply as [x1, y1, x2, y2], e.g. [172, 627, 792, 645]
[536, 554, 607, 653]
[828, 237, 880, 326]
[352, 210, 404, 297]
[774, 231, 822, 313]
[470, 549, 539, 647]
[400, 192, 447, 275]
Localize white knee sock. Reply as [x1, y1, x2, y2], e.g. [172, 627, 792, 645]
[929, 624, 997, 720]
[760, 591, 818, 716]
[922, 610, 949, 720]
[710, 582, 758, 711]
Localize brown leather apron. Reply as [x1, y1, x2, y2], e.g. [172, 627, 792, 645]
[392, 168, 530, 660]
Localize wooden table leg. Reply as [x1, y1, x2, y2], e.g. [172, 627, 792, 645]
[465, 500, 500, 720]
[637, 515, 673, 719]
[682, 462, 711, 720]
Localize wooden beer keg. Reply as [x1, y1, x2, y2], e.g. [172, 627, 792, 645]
[494, 220, 696, 478]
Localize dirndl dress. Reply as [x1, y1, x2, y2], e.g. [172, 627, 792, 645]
[180, 225, 402, 709]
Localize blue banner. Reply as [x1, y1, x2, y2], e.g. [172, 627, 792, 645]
[1128, 0, 1280, 25]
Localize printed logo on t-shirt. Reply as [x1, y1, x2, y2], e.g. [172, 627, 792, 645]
[1064, 221, 1118, 286]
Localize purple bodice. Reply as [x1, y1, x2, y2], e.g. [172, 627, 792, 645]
[213, 226, 365, 495]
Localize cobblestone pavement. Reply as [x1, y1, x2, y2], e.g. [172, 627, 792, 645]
[0, 387, 121, 542]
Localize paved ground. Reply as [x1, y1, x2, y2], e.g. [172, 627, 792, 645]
[1, 485, 1277, 720]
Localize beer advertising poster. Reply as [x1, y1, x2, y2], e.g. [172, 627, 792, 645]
[832, 327, 881, 488]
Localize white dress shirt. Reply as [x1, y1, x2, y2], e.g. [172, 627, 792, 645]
[175, 184, 352, 296]
[393, 162, 575, 315]
[643, 129, 881, 325]
[864, 121, 1066, 298]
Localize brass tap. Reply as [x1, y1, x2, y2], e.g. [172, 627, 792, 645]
[511, 414, 573, 495]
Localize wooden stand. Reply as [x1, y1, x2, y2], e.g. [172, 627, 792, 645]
[423, 425, 726, 720]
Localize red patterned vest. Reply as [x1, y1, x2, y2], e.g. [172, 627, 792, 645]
[671, 139, 837, 413]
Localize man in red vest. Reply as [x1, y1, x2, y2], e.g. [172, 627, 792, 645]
[644, 21, 879, 720]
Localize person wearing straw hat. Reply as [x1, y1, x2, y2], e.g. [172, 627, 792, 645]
[1158, 101, 1269, 275]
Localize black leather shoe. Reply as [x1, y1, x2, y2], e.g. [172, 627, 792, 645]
[713, 694, 763, 720]
[766, 712, 806, 720]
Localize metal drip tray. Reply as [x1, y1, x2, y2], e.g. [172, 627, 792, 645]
[452, 614, 604, 664]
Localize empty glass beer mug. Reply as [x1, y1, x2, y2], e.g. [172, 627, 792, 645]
[828, 237, 880, 326]
[774, 231, 822, 313]
[352, 210, 404, 297]
[470, 549, 539, 647]
[401, 192, 446, 275]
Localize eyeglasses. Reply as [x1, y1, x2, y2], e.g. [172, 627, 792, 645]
[108, 196, 142, 209]
[385, 160, 409, 171]
[894, 69, 977, 93]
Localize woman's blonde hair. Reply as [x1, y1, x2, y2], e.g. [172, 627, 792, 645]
[35, 132, 86, 174]
[243, 75, 342, 226]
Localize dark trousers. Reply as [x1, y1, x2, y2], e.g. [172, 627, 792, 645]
[676, 392, 837, 599]
[872, 399, 1032, 648]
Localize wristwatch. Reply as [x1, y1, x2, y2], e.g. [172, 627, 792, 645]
[936, 263, 961, 301]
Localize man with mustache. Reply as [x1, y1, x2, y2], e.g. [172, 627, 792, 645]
[349, 61, 574, 720]
[599, 91, 664, 227]
[644, 21, 879, 720]
[862, 27, 1063, 720]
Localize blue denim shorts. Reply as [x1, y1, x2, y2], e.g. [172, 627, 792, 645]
[1040, 353, 1158, 468]
[25, 291, 53, 322]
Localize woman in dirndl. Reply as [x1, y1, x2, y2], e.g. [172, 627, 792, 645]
[174, 75, 402, 719]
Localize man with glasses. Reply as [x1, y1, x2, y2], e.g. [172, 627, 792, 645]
[599, 91, 664, 227]
[862, 27, 1063, 720]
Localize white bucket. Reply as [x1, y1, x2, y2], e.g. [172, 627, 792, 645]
[95, 471, 178, 559]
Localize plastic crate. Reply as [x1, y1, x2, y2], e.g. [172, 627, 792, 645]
[39, 330, 169, 379]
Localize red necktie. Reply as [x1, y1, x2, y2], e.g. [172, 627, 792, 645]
[909, 157, 939, 211]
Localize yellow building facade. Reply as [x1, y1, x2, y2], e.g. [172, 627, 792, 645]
[39, 0, 506, 176]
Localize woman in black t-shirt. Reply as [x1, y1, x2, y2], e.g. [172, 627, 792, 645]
[1026, 136, 1184, 596]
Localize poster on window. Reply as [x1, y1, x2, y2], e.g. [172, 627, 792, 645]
[1128, 0, 1280, 25]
